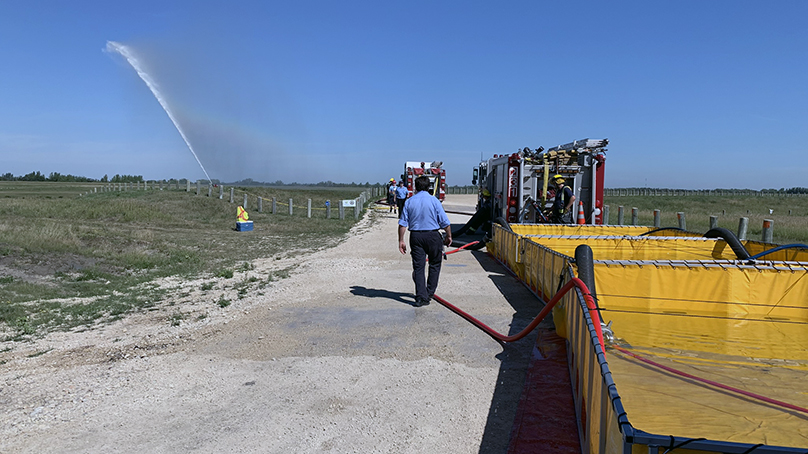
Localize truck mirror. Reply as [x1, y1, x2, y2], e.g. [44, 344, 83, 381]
[472, 179, 477, 185]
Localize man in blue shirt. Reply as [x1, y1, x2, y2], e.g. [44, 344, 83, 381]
[398, 175, 452, 307]
[394, 181, 409, 219]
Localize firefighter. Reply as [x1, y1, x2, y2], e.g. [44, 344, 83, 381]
[551, 174, 575, 224]
[387, 178, 397, 213]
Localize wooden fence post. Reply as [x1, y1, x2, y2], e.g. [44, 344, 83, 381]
[762, 219, 774, 243]
[603, 205, 610, 225]
[288, 198, 293, 215]
[677, 212, 686, 230]
[617, 206, 624, 225]
[339, 202, 345, 220]
[272, 197, 277, 214]
[307, 199, 312, 218]
[738, 217, 749, 240]
[631, 207, 638, 226]
[258, 197, 263, 213]
[219, 185, 224, 200]
[326, 200, 331, 219]
[653, 209, 661, 227]
[229, 188, 234, 203]
[243, 194, 248, 210]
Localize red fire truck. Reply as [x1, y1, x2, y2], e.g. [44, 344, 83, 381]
[402, 161, 446, 202]
[473, 139, 608, 224]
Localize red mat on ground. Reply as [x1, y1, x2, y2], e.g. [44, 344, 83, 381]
[507, 328, 581, 454]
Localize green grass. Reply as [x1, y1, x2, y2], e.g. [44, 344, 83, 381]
[0, 184, 368, 340]
[603, 194, 808, 244]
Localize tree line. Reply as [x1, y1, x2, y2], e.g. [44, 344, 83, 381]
[0, 172, 144, 183]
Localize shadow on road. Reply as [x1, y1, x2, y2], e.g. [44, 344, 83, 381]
[349, 285, 417, 307]
[461, 250, 553, 454]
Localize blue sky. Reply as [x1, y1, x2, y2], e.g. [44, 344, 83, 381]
[1, 1, 806, 189]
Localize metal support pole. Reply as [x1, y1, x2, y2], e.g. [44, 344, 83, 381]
[307, 199, 312, 218]
[258, 197, 263, 213]
[653, 209, 661, 227]
[243, 194, 248, 210]
[603, 205, 610, 225]
[709, 215, 718, 230]
[289, 198, 293, 215]
[272, 197, 277, 214]
[677, 212, 686, 230]
[617, 206, 624, 226]
[631, 207, 638, 226]
[230, 188, 234, 203]
[326, 201, 331, 219]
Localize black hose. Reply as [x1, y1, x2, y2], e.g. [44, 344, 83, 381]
[494, 216, 512, 232]
[574, 244, 599, 311]
[703, 227, 751, 260]
[638, 227, 686, 236]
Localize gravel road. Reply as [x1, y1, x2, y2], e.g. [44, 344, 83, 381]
[0, 195, 544, 453]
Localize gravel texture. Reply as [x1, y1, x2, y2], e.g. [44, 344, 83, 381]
[0, 195, 542, 453]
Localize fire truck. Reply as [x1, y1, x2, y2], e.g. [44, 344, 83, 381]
[402, 161, 446, 202]
[473, 139, 608, 225]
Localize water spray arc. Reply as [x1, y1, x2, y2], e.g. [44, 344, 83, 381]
[105, 41, 212, 182]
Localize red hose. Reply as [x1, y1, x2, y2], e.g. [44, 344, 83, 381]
[432, 277, 604, 348]
[445, 241, 479, 256]
[433, 251, 808, 417]
[613, 346, 808, 415]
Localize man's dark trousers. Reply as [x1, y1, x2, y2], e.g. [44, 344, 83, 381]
[409, 230, 443, 301]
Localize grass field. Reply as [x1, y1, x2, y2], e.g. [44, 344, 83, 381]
[603, 194, 808, 244]
[0, 182, 367, 340]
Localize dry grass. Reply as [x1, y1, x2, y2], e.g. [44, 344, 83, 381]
[0, 184, 368, 339]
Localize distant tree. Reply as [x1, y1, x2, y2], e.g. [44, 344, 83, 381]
[1, 172, 15, 181]
[20, 171, 46, 181]
[109, 174, 143, 183]
[101, 174, 109, 182]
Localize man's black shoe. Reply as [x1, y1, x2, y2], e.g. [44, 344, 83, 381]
[414, 296, 430, 307]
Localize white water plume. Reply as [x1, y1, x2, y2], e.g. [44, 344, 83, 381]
[105, 41, 212, 182]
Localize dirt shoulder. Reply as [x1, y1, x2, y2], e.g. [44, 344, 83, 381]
[0, 194, 543, 454]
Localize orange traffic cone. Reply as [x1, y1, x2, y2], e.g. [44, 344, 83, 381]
[577, 201, 585, 225]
